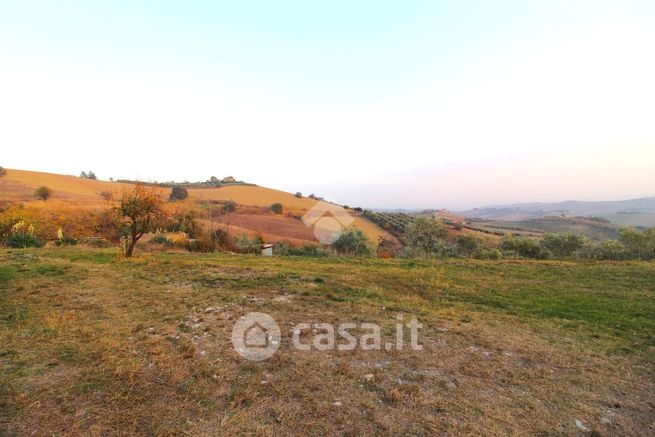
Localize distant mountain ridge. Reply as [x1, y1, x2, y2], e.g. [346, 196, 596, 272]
[459, 196, 655, 227]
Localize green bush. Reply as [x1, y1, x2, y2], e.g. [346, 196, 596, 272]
[333, 228, 374, 257]
[169, 185, 189, 201]
[233, 234, 264, 254]
[6, 232, 43, 248]
[270, 203, 283, 214]
[34, 186, 52, 201]
[152, 232, 173, 247]
[275, 242, 328, 257]
[455, 234, 479, 258]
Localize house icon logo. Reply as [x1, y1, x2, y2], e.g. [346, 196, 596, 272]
[301, 201, 354, 244]
[231, 312, 281, 361]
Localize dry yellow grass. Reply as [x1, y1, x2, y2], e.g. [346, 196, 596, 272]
[2, 169, 130, 200]
[1, 168, 395, 243]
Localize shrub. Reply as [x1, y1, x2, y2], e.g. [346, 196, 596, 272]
[474, 248, 502, 260]
[167, 210, 200, 238]
[399, 241, 456, 259]
[169, 185, 188, 201]
[223, 200, 236, 213]
[270, 203, 283, 214]
[185, 237, 215, 253]
[99, 191, 113, 201]
[34, 186, 52, 201]
[295, 192, 302, 198]
[6, 233, 43, 248]
[274, 242, 328, 257]
[152, 231, 173, 247]
[501, 235, 544, 259]
[210, 229, 233, 251]
[333, 228, 374, 257]
[455, 234, 479, 257]
[541, 232, 584, 260]
[233, 234, 264, 254]
[0, 167, 6, 177]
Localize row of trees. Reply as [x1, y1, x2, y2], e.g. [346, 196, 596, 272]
[401, 216, 655, 261]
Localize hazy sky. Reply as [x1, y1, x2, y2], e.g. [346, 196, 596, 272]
[1, 0, 654, 209]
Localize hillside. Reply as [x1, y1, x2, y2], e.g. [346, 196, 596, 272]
[471, 216, 621, 241]
[0, 169, 393, 245]
[460, 197, 655, 227]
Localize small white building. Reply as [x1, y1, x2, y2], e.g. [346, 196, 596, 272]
[261, 244, 274, 256]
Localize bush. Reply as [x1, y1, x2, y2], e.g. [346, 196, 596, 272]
[167, 210, 200, 238]
[270, 203, 283, 214]
[541, 232, 584, 260]
[223, 200, 236, 213]
[295, 192, 302, 198]
[333, 228, 374, 257]
[0, 167, 6, 177]
[6, 232, 43, 248]
[473, 248, 502, 260]
[501, 235, 543, 258]
[455, 234, 479, 258]
[233, 234, 264, 254]
[34, 186, 52, 201]
[210, 229, 233, 251]
[274, 242, 328, 257]
[399, 241, 456, 259]
[185, 237, 216, 253]
[152, 232, 173, 247]
[169, 185, 189, 201]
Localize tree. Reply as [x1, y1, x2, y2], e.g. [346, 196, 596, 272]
[541, 232, 584, 261]
[333, 228, 373, 257]
[501, 235, 542, 258]
[34, 186, 52, 201]
[295, 192, 302, 198]
[455, 234, 479, 258]
[270, 202, 283, 214]
[169, 185, 189, 201]
[209, 176, 219, 184]
[87, 171, 97, 180]
[80, 171, 87, 178]
[404, 217, 447, 256]
[592, 240, 627, 260]
[0, 167, 7, 177]
[618, 228, 649, 260]
[116, 183, 165, 257]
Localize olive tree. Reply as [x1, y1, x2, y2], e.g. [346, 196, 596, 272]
[404, 217, 447, 257]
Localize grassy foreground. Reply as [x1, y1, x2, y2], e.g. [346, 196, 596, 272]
[1, 249, 654, 435]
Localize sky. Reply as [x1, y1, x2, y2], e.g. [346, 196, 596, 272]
[1, 0, 654, 209]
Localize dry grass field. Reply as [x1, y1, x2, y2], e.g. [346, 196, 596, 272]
[1, 248, 653, 435]
[0, 169, 394, 245]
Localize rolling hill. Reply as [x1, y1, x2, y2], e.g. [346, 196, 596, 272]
[0, 169, 394, 245]
[459, 196, 655, 227]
